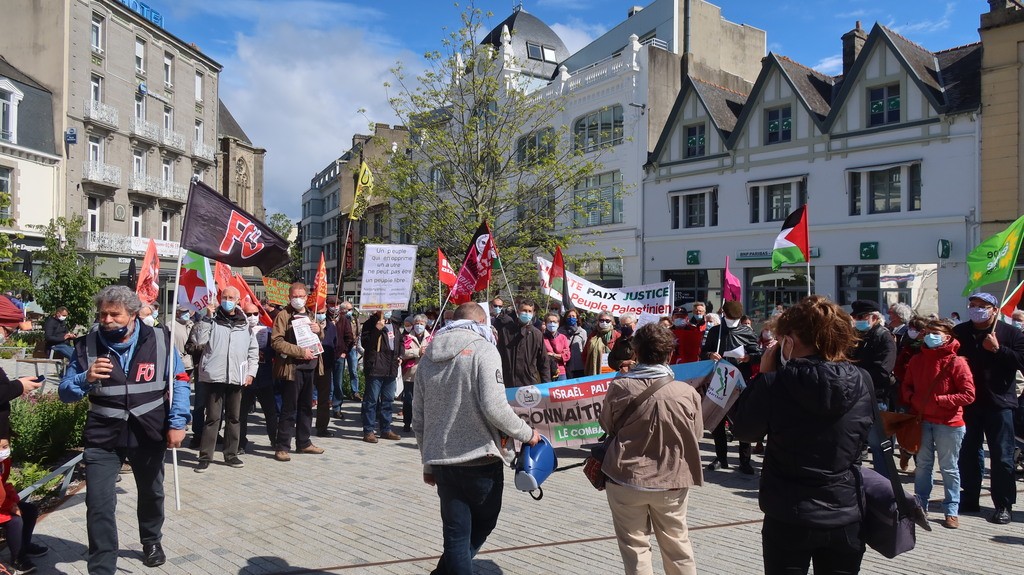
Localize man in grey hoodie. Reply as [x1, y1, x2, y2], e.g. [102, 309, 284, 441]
[413, 302, 540, 575]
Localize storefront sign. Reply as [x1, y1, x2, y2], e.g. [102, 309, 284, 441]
[118, 0, 163, 27]
[737, 247, 820, 260]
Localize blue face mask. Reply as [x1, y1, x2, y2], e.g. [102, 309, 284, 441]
[1014, 321, 1023, 331]
[546, 322, 558, 333]
[220, 300, 236, 313]
[923, 333, 946, 349]
[315, 313, 327, 322]
[519, 312, 533, 324]
[179, 313, 191, 322]
[854, 320, 872, 332]
[101, 324, 129, 341]
[383, 311, 393, 320]
[567, 317, 578, 327]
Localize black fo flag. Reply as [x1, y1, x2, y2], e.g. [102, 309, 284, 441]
[181, 180, 291, 274]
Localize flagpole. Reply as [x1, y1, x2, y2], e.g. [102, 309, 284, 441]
[994, 275, 1015, 334]
[168, 247, 186, 511]
[340, 219, 354, 304]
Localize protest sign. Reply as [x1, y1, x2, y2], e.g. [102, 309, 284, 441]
[505, 361, 745, 447]
[360, 244, 417, 310]
[536, 256, 673, 317]
[262, 277, 289, 305]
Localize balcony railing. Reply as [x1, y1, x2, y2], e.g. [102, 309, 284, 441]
[161, 129, 186, 152]
[83, 99, 119, 129]
[82, 232, 180, 257]
[163, 182, 187, 202]
[82, 161, 121, 187]
[130, 117, 161, 142]
[192, 140, 216, 162]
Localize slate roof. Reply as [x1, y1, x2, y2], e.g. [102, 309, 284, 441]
[0, 55, 56, 156]
[690, 78, 748, 135]
[935, 42, 982, 114]
[880, 26, 943, 99]
[480, 7, 568, 80]
[218, 99, 251, 144]
[776, 56, 836, 122]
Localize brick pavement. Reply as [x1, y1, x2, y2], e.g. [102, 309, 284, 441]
[3, 361, 1020, 574]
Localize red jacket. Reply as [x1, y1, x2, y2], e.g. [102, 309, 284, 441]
[0, 458, 19, 523]
[672, 323, 705, 364]
[900, 339, 975, 427]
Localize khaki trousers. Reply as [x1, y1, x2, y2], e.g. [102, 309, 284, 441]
[605, 482, 696, 575]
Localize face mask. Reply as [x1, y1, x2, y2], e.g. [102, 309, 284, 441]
[328, 306, 340, 315]
[247, 315, 260, 328]
[141, 316, 156, 327]
[221, 300, 236, 313]
[968, 307, 992, 323]
[0, 448, 9, 462]
[413, 324, 425, 335]
[102, 323, 129, 341]
[907, 328, 919, 339]
[427, 319, 435, 327]
[346, 310, 353, 317]
[546, 322, 558, 333]
[492, 306, 502, 316]
[854, 320, 872, 332]
[673, 319, 685, 327]
[1014, 321, 1023, 331]
[620, 325, 634, 337]
[179, 313, 191, 323]
[518, 312, 533, 324]
[316, 313, 327, 322]
[383, 311, 393, 320]
[290, 297, 306, 310]
[724, 318, 740, 328]
[567, 317, 578, 327]
[762, 330, 772, 339]
[691, 314, 704, 323]
[598, 320, 612, 331]
[778, 337, 791, 368]
[923, 333, 947, 348]
[57, 315, 67, 322]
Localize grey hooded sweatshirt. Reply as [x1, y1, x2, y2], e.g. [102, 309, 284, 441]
[413, 326, 534, 473]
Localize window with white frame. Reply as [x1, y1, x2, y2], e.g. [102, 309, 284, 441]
[749, 177, 806, 223]
[162, 158, 172, 184]
[132, 148, 145, 177]
[131, 205, 143, 237]
[574, 170, 623, 228]
[516, 128, 554, 164]
[849, 162, 922, 216]
[194, 119, 202, 142]
[163, 106, 172, 131]
[134, 93, 145, 120]
[573, 106, 624, 153]
[161, 210, 172, 240]
[670, 188, 718, 229]
[429, 164, 450, 193]
[0, 166, 11, 220]
[90, 75, 102, 103]
[88, 135, 103, 163]
[135, 38, 146, 74]
[87, 196, 100, 232]
[163, 53, 173, 87]
[0, 87, 20, 143]
[765, 106, 792, 145]
[90, 14, 104, 53]
[868, 84, 900, 127]
[684, 124, 706, 158]
[526, 42, 558, 63]
[194, 71, 203, 101]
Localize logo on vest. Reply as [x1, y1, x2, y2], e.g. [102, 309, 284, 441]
[135, 363, 156, 382]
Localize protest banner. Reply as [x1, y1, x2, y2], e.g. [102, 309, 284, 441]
[261, 277, 289, 305]
[359, 244, 417, 310]
[505, 361, 745, 448]
[537, 256, 674, 317]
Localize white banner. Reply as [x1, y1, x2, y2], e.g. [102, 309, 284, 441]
[360, 244, 417, 310]
[536, 256, 674, 317]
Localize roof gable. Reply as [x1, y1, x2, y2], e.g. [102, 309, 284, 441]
[650, 76, 748, 164]
[218, 99, 251, 144]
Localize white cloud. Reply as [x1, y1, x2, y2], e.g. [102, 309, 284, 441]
[550, 19, 608, 55]
[889, 2, 955, 35]
[813, 54, 844, 75]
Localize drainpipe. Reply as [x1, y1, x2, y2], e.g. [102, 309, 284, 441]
[683, 0, 691, 55]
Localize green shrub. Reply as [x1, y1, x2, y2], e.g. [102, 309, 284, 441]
[9, 461, 62, 498]
[10, 392, 89, 464]
[7, 330, 43, 347]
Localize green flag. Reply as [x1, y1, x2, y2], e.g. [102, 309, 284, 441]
[963, 214, 1024, 296]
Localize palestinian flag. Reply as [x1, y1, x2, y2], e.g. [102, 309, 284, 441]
[772, 205, 809, 271]
[1000, 278, 1024, 318]
[550, 247, 576, 313]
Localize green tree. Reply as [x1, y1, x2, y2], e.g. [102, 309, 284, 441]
[33, 217, 109, 327]
[375, 3, 605, 302]
[266, 212, 302, 282]
[0, 192, 33, 297]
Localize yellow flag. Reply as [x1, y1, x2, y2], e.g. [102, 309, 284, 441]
[350, 161, 373, 221]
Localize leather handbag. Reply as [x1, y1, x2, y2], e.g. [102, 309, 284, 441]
[582, 375, 674, 490]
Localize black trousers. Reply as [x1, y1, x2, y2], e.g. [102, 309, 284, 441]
[315, 359, 335, 433]
[5, 500, 38, 562]
[275, 369, 315, 451]
[84, 445, 166, 575]
[199, 383, 243, 461]
[711, 419, 751, 466]
[240, 383, 278, 448]
[761, 516, 865, 575]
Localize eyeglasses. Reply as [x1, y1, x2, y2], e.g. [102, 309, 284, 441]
[245, 312, 261, 317]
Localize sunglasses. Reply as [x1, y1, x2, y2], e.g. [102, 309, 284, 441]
[245, 312, 261, 317]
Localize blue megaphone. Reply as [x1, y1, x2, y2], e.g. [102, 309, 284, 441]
[514, 435, 557, 500]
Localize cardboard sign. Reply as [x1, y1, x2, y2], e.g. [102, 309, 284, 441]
[359, 244, 417, 311]
[262, 277, 289, 306]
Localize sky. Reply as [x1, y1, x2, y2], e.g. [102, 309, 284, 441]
[155, 0, 982, 220]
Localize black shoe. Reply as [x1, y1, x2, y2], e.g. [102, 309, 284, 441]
[24, 542, 48, 557]
[738, 462, 755, 475]
[224, 455, 244, 468]
[194, 461, 210, 473]
[989, 507, 1012, 524]
[960, 500, 981, 513]
[188, 437, 201, 449]
[316, 429, 335, 438]
[11, 557, 36, 574]
[142, 543, 166, 568]
[706, 459, 727, 472]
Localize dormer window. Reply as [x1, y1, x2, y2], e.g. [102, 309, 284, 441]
[868, 84, 900, 127]
[0, 82, 25, 144]
[765, 106, 792, 145]
[526, 42, 557, 63]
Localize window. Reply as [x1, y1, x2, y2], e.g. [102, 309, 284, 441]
[135, 38, 146, 74]
[90, 14, 104, 53]
[684, 124, 705, 158]
[429, 164, 450, 193]
[132, 148, 145, 176]
[516, 128, 554, 164]
[88, 135, 103, 163]
[0, 167, 11, 220]
[909, 163, 921, 211]
[576, 258, 623, 288]
[849, 163, 922, 215]
[134, 93, 145, 120]
[162, 158, 172, 183]
[574, 171, 623, 227]
[86, 196, 100, 232]
[573, 106, 624, 152]
[837, 264, 939, 317]
[194, 71, 203, 101]
[749, 266, 815, 319]
[194, 119, 203, 143]
[749, 179, 806, 223]
[526, 43, 558, 63]
[869, 168, 901, 214]
[670, 188, 718, 229]
[90, 75, 102, 103]
[0, 89, 15, 143]
[868, 84, 900, 127]
[163, 53, 173, 87]
[192, 166, 203, 182]
[131, 205, 142, 237]
[161, 210, 172, 241]
[163, 106, 172, 131]
[765, 106, 792, 144]
[516, 188, 555, 222]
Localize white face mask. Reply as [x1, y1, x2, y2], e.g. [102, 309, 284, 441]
[247, 315, 260, 328]
[0, 448, 10, 462]
[141, 316, 155, 327]
[724, 318, 741, 328]
[290, 297, 306, 311]
[778, 336, 791, 368]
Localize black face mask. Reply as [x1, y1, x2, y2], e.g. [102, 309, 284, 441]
[620, 326, 634, 337]
[101, 324, 130, 341]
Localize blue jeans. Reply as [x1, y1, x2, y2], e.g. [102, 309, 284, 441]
[959, 407, 1016, 509]
[430, 462, 505, 575]
[914, 421, 966, 516]
[345, 349, 361, 395]
[50, 343, 75, 361]
[331, 358, 346, 409]
[361, 376, 396, 435]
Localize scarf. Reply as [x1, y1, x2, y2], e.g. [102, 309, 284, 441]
[436, 319, 497, 346]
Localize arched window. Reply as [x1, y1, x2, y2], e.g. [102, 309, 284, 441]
[573, 105, 623, 152]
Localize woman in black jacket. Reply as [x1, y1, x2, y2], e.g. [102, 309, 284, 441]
[733, 295, 873, 575]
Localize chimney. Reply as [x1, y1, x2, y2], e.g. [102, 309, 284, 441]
[628, 6, 643, 18]
[841, 21, 867, 76]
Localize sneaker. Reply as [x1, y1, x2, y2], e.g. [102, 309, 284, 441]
[705, 459, 728, 472]
[224, 455, 244, 468]
[363, 432, 378, 444]
[11, 557, 37, 574]
[943, 515, 959, 529]
[23, 543, 48, 558]
[989, 507, 1012, 524]
[274, 450, 291, 462]
[380, 431, 401, 441]
[298, 444, 324, 454]
[194, 461, 210, 473]
[352, 393, 363, 402]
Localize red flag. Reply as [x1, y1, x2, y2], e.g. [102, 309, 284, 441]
[549, 247, 576, 313]
[214, 261, 233, 295]
[438, 248, 457, 288]
[724, 256, 741, 302]
[1001, 279, 1024, 318]
[312, 252, 328, 312]
[136, 239, 160, 305]
[232, 272, 273, 327]
[449, 222, 497, 304]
